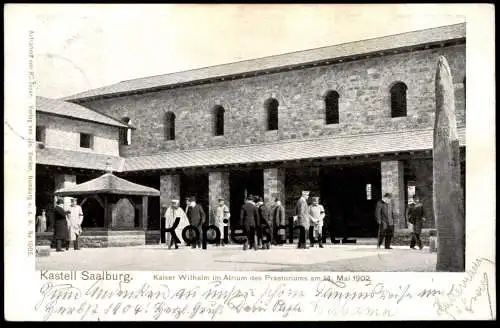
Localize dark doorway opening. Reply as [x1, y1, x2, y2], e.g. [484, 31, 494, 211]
[320, 163, 381, 238]
[80, 197, 105, 228]
[181, 172, 209, 220]
[229, 169, 263, 227]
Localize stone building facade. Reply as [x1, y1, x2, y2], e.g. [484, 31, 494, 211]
[37, 24, 467, 245]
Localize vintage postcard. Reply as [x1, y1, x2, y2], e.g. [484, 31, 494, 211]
[4, 4, 496, 321]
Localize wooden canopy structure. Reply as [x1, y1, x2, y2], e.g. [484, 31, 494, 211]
[54, 172, 160, 230]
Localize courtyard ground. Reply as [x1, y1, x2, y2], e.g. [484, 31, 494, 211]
[36, 242, 437, 272]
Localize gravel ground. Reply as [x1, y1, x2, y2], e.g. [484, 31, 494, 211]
[36, 243, 436, 272]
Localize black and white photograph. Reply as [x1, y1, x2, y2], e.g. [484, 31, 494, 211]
[4, 4, 495, 321]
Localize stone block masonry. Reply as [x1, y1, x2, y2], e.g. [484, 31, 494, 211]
[82, 45, 465, 157]
[264, 168, 285, 205]
[208, 171, 230, 224]
[381, 160, 405, 229]
[160, 174, 180, 207]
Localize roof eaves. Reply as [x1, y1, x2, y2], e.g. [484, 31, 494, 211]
[64, 23, 466, 103]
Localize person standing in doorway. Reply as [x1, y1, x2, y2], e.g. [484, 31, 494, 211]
[309, 196, 325, 248]
[213, 197, 230, 246]
[187, 196, 206, 249]
[36, 208, 47, 233]
[375, 193, 397, 249]
[164, 199, 189, 249]
[296, 191, 311, 249]
[185, 196, 192, 214]
[406, 194, 426, 250]
[53, 198, 69, 252]
[67, 198, 84, 250]
[240, 195, 258, 251]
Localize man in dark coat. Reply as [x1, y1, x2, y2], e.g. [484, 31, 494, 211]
[295, 191, 311, 249]
[271, 198, 286, 245]
[240, 195, 259, 251]
[406, 194, 426, 250]
[256, 196, 272, 250]
[375, 193, 397, 249]
[53, 198, 69, 252]
[186, 196, 206, 248]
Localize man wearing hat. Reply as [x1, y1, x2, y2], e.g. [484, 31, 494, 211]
[53, 198, 69, 252]
[240, 194, 259, 250]
[187, 196, 206, 249]
[213, 197, 230, 246]
[295, 191, 312, 249]
[164, 199, 189, 249]
[308, 196, 325, 248]
[375, 193, 397, 249]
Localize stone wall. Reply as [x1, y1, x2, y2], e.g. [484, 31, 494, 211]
[112, 197, 136, 229]
[208, 171, 230, 224]
[160, 174, 181, 207]
[381, 161, 405, 229]
[36, 112, 120, 156]
[36, 230, 146, 248]
[263, 168, 285, 204]
[80, 45, 465, 157]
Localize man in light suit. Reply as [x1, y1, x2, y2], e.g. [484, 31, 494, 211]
[309, 196, 325, 248]
[67, 198, 84, 250]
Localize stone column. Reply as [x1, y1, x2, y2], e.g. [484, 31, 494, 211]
[263, 168, 285, 204]
[141, 196, 149, 230]
[160, 174, 180, 207]
[412, 159, 435, 228]
[54, 174, 76, 210]
[208, 171, 230, 225]
[381, 160, 405, 229]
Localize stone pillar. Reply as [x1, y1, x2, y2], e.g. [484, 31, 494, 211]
[412, 159, 435, 228]
[264, 168, 285, 204]
[160, 174, 180, 207]
[141, 196, 149, 230]
[208, 171, 230, 225]
[54, 174, 76, 210]
[381, 160, 405, 229]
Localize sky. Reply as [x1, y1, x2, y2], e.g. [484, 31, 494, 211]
[33, 4, 466, 99]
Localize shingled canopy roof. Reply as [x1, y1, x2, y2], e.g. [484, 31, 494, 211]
[63, 23, 465, 102]
[54, 172, 160, 196]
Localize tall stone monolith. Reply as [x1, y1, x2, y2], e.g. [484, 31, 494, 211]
[433, 56, 465, 271]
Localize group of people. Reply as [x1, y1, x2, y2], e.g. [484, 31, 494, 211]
[375, 192, 426, 250]
[164, 190, 427, 251]
[163, 196, 231, 249]
[162, 190, 327, 251]
[52, 197, 84, 252]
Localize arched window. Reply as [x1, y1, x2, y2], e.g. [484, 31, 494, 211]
[165, 112, 176, 141]
[213, 105, 225, 136]
[120, 117, 131, 145]
[324, 90, 339, 124]
[390, 82, 408, 118]
[265, 98, 279, 131]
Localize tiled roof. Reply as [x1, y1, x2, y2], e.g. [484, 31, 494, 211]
[63, 23, 465, 102]
[36, 96, 129, 128]
[36, 128, 466, 172]
[122, 128, 467, 172]
[36, 146, 125, 171]
[54, 172, 160, 196]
